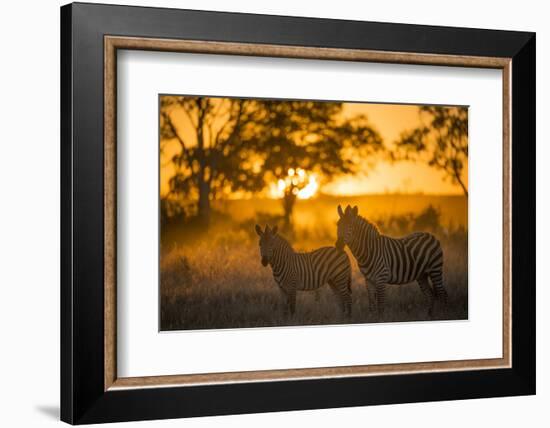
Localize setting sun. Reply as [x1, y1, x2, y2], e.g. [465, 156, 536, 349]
[297, 175, 319, 199]
[270, 168, 319, 200]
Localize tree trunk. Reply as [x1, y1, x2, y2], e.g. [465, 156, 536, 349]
[282, 190, 296, 228]
[455, 173, 468, 197]
[197, 164, 211, 225]
[196, 99, 211, 225]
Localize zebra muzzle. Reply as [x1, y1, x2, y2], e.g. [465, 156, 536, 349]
[335, 238, 345, 251]
[261, 257, 269, 267]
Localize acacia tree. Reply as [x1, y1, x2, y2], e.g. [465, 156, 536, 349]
[161, 96, 265, 224]
[251, 100, 383, 224]
[393, 106, 468, 196]
[161, 96, 383, 225]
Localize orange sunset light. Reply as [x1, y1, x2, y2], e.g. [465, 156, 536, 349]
[159, 100, 468, 198]
[269, 168, 320, 200]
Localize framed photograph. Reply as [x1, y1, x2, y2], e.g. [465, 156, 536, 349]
[61, 2, 535, 424]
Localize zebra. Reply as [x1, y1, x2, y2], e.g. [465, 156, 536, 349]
[335, 205, 447, 317]
[255, 224, 352, 316]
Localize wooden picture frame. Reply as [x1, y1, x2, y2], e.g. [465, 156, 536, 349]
[61, 2, 535, 424]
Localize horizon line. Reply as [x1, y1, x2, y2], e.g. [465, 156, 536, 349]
[215, 192, 467, 201]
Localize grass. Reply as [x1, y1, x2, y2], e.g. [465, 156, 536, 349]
[160, 195, 468, 331]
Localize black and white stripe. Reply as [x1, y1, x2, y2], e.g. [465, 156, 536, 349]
[336, 205, 447, 316]
[256, 225, 352, 316]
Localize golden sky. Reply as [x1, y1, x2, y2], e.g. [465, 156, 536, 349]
[324, 103, 468, 195]
[160, 100, 468, 197]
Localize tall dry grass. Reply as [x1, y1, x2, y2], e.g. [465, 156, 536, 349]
[160, 197, 468, 331]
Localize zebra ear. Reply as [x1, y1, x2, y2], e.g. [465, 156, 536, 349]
[352, 206, 359, 216]
[272, 225, 278, 234]
[337, 205, 344, 218]
[265, 225, 271, 235]
[255, 224, 263, 236]
[344, 205, 351, 215]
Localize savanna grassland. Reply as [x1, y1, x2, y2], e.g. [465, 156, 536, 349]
[160, 194, 468, 331]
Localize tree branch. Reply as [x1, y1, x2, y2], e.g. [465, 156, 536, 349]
[162, 111, 188, 159]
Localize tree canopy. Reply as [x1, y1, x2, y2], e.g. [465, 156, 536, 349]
[393, 106, 468, 196]
[161, 96, 383, 224]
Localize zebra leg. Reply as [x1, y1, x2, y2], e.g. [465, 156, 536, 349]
[374, 282, 386, 319]
[327, 280, 344, 314]
[278, 287, 289, 314]
[286, 288, 297, 316]
[429, 268, 448, 308]
[343, 291, 352, 318]
[365, 277, 377, 314]
[417, 273, 435, 318]
[328, 280, 352, 317]
[345, 275, 352, 317]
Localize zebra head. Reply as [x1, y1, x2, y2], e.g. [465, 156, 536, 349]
[336, 204, 359, 250]
[255, 224, 279, 267]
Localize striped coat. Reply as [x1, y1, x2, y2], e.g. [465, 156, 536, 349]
[335, 205, 447, 316]
[256, 225, 352, 316]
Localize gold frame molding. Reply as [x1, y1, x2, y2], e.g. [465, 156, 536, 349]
[104, 35, 512, 391]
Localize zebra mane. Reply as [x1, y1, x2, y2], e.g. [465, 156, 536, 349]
[356, 215, 381, 236]
[272, 233, 295, 253]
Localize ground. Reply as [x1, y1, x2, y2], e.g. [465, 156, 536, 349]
[160, 194, 468, 331]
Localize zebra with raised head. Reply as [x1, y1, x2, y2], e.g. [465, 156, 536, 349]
[335, 205, 447, 317]
[255, 224, 352, 316]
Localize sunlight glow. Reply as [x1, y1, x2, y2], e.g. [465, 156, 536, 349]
[297, 174, 318, 199]
[269, 168, 319, 200]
